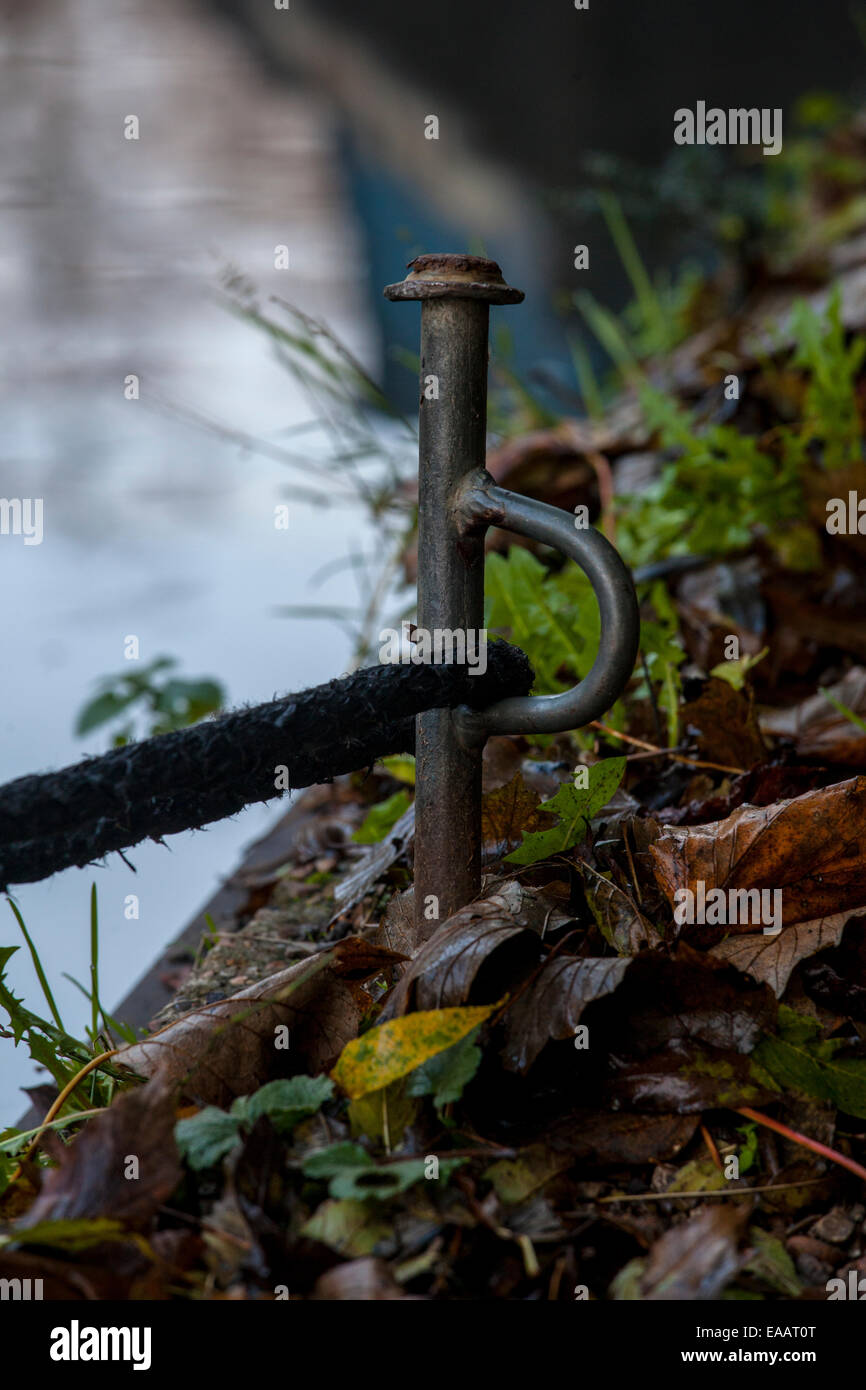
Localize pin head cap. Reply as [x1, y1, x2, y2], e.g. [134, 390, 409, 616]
[384, 253, 524, 304]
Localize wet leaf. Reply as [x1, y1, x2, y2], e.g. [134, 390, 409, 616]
[176, 1075, 334, 1171]
[604, 1046, 779, 1113]
[650, 776, 866, 929]
[312, 1256, 407, 1300]
[709, 910, 862, 997]
[558, 1110, 699, 1166]
[0, 1217, 127, 1252]
[761, 668, 866, 765]
[664, 1157, 728, 1194]
[16, 1081, 181, 1228]
[501, 956, 630, 1073]
[302, 1139, 369, 1178]
[352, 790, 412, 845]
[609, 1257, 646, 1300]
[581, 862, 663, 953]
[680, 676, 767, 769]
[176, 1107, 241, 1171]
[382, 884, 543, 1017]
[331, 1003, 498, 1099]
[502, 946, 775, 1074]
[754, 1005, 866, 1118]
[302, 1142, 463, 1200]
[800, 922, 866, 1018]
[406, 1026, 483, 1108]
[481, 773, 555, 856]
[744, 1228, 802, 1297]
[0, 1247, 147, 1299]
[484, 1150, 568, 1206]
[347, 1079, 418, 1144]
[505, 758, 625, 865]
[486, 1113, 696, 1204]
[301, 1199, 392, 1257]
[612, 1205, 747, 1300]
[372, 886, 418, 959]
[610, 949, 777, 1056]
[116, 938, 403, 1107]
[232, 1075, 335, 1132]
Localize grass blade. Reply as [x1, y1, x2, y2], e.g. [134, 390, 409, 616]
[7, 897, 65, 1032]
[89, 884, 99, 1049]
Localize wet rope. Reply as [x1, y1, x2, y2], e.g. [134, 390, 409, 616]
[0, 642, 533, 887]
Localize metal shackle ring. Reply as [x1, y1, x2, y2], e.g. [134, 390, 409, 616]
[452, 474, 640, 743]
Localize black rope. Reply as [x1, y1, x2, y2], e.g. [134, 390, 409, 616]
[0, 642, 533, 888]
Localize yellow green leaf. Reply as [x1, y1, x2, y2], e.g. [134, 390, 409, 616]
[378, 754, 416, 786]
[301, 1200, 392, 1256]
[348, 1078, 418, 1143]
[331, 1003, 499, 1099]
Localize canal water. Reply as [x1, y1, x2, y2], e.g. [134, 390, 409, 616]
[0, 0, 384, 1117]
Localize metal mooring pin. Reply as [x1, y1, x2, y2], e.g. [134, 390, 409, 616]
[385, 254, 640, 939]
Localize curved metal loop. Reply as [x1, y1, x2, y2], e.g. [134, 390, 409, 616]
[454, 482, 640, 742]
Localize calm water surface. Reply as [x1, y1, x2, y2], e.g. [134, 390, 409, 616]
[0, 0, 383, 1115]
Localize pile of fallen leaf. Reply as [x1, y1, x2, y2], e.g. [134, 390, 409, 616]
[10, 118, 866, 1301]
[5, 735, 866, 1300]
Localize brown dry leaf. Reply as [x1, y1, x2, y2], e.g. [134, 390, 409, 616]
[552, 1110, 698, 1165]
[485, 407, 649, 496]
[312, 1256, 408, 1300]
[709, 910, 866, 997]
[501, 956, 630, 1073]
[580, 861, 663, 953]
[0, 1248, 154, 1300]
[17, 1080, 181, 1228]
[763, 577, 866, 663]
[382, 883, 544, 1019]
[627, 1204, 748, 1300]
[482, 876, 574, 935]
[671, 764, 832, 828]
[613, 948, 777, 1056]
[501, 946, 775, 1074]
[761, 668, 866, 766]
[481, 773, 556, 856]
[799, 917, 866, 1017]
[650, 776, 866, 929]
[117, 938, 403, 1107]
[481, 736, 525, 792]
[487, 1113, 697, 1205]
[681, 676, 767, 771]
[373, 885, 417, 958]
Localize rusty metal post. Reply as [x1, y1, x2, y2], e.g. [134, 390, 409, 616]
[385, 255, 524, 934]
[385, 253, 640, 941]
